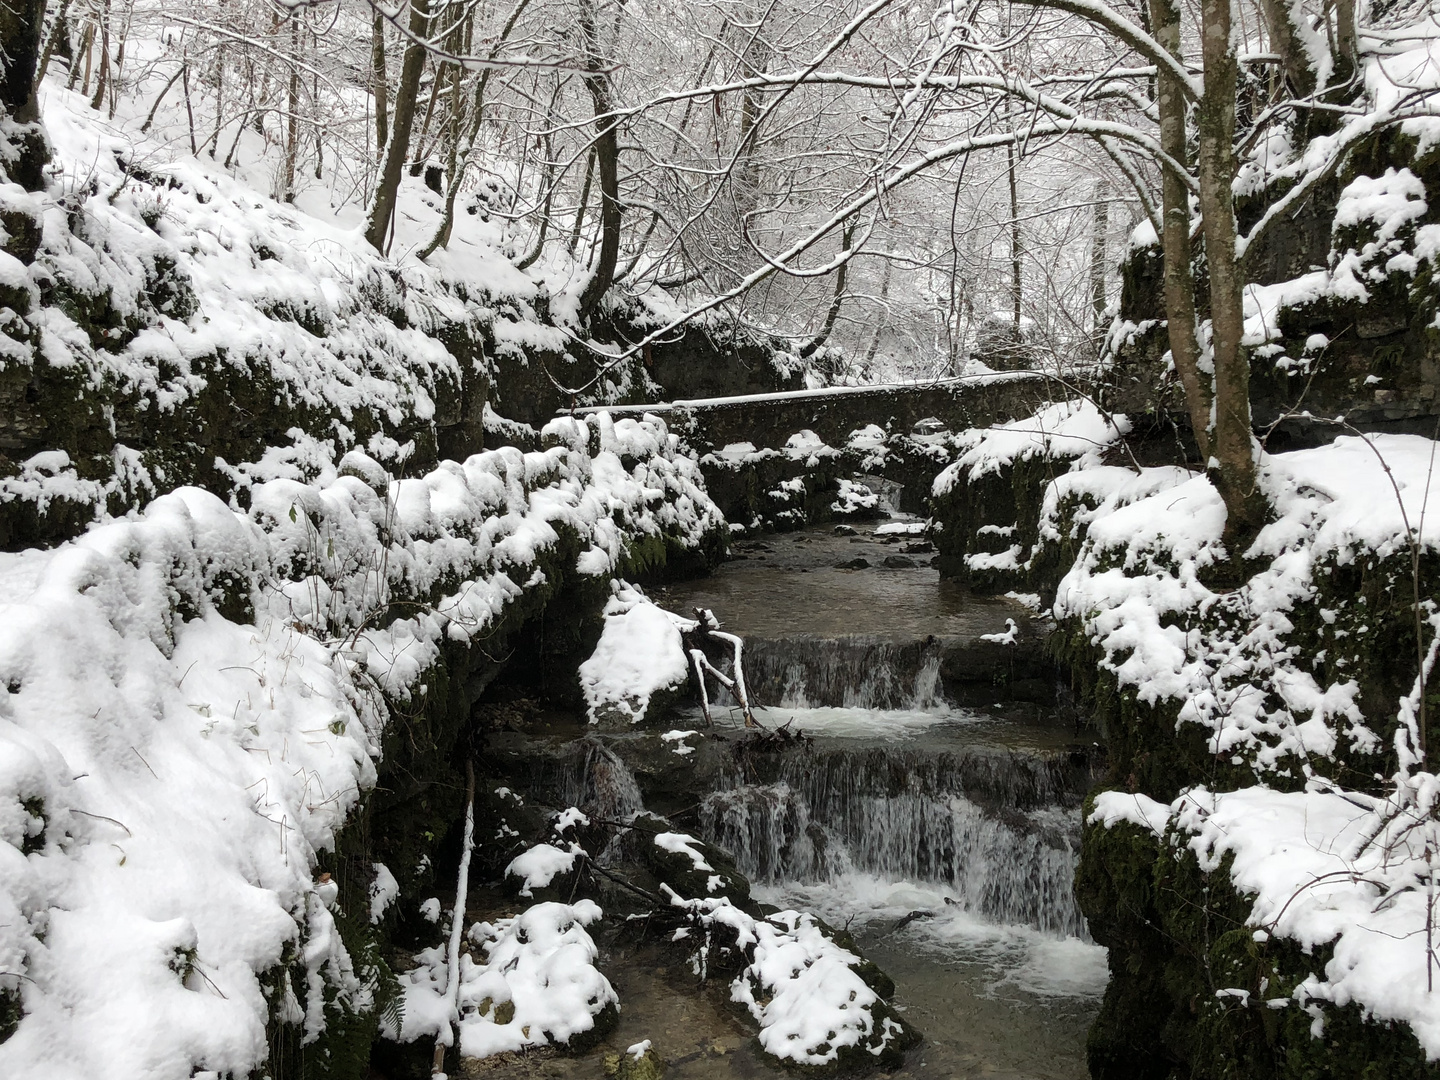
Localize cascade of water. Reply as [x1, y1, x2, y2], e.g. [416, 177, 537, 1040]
[561, 738, 645, 823]
[697, 743, 1092, 938]
[741, 636, 951, 710]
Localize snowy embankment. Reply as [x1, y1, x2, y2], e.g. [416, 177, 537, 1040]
[0, 79, 685, 541]
[1057, 434, 1440, 1053]
[0, 411, 722, 1079]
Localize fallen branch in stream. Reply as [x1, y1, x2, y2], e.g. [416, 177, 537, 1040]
[684, 607, 757, 728]
[584, 856, 668, 907]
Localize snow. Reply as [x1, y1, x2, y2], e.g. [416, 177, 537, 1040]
[505, 843, 582, 897]
[733, 909, 908, 1066]
[662, 886, 910, 1067]
[660, 729, 699, 756]
[570, 370, 1039, 414]
[874, 520, 928, 536]
[0, 410, 721, 1079]
[1068, 432, 1440, 1057]
[391, 900, 616, 1058]
[1055, 436, 1440, 771]
[831, 477, 880, 515]
[579, 585, 694, 725]
[654, 832, 714, 873]
[980, 618, 1019, 645]
[1088, 791, 1173, 836]
[369, 864, 400, 925]
[933, 399, 1130, 496]
[1093, 784, 1440, 1055]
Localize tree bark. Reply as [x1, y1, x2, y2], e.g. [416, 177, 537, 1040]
[1258, 0, 1319, 97]
[34, 0, 74, 92]
[1148, 0, 1212, 464]
[864, 243, 893, 368]
[420, 0, 535, 260]
[1335, 0, 1358, 79]
[90, 0, 111, 113]
[577, 0, 621, 319]
[797, 221, 855, 359]
[365, 0, 431, 254]
[1089, 181, 1109, 335]
[281, 20, 300, 202]
[0, 0, 45, 121]
[1198, 0, 1265, 546]
[1008, 143, 1022, 334]
[372, 14, 389, 157]
[567, 147, 595, 256]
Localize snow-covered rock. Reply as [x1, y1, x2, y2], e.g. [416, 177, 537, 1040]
[579, 585, 695, 726]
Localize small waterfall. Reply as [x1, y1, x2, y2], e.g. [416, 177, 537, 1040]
[697, 744, 1093, 938]
[855, 475, 904, 515]
[561, 739, 645, 822]
[701, 782, 851, 883]
[743, 635, 949, 710]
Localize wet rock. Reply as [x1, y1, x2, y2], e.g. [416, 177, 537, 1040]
[834, 557, 870, 570]
[832, 524, 857, 536]
[628, 811, 753, 909]
[901, 540, 934, 554]
[604, 1041, 665, 1080]
[882, 555, 916, 569]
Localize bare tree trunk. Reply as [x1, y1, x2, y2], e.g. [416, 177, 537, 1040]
[108, 13, 127, 119]
[0, 0, 45, 123]
[35, 0, 74, 91]
[1258, 0, 1319, 97]
[567, 147, 595, 256]
[371, 14, 388, 156]
[140, 62, 185, 132]
[797, 221, 855, 359]
[90, 0, 111, 112]
[577, 0, 622, 319]
[1148, 0, 1212, 463]
[732, 3, 772, 223]
[281, 20, 300, 202]
[1198, 0, 1265, 546]
[1008, 143, 1022, 333]
[421, 0, 535, 260]
[365, 0, 431, 254]
[182, 63, 197, 155]
[410, 58, 445, 175]
[1335, 0, 1358, 77]
[68, 23, 92, 92]
[1089, 181, 1110, 335]
[864, 244, 893, 368]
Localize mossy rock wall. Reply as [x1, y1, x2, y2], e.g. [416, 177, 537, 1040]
[271, 518, 724, 1078]
[1079, 808, 1440, 1080]
[1106, 127, 1440, 454]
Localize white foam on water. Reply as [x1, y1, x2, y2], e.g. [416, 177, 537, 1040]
[685, 704, 984, 739]
[755, 872, 1109, 1000]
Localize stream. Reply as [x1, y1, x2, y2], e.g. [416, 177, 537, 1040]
[478, 522, 1106, 1078]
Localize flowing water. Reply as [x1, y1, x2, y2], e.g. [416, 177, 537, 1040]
[625, 524, 1106, 1075]
[497, 522, 1104, 1077]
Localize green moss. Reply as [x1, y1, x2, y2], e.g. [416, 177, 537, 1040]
[0, 984, 19, 1044]
[1079, 790, 1440, 1080]
[17, 794, 44, 855]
